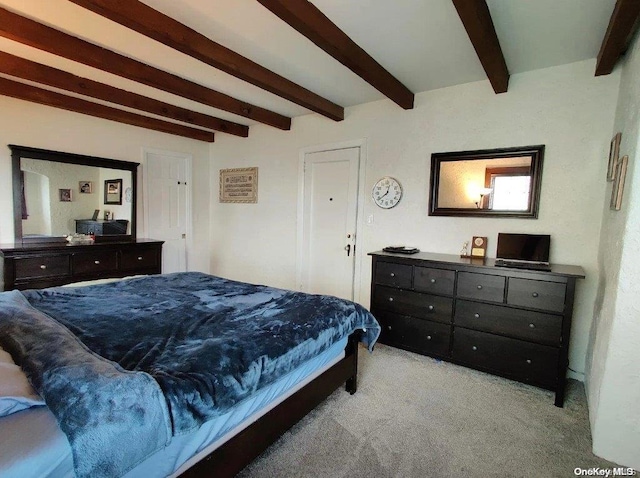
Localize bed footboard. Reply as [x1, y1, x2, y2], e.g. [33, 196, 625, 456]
[180, 331, 361, 478]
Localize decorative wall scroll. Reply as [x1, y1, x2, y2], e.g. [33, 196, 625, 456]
[219, 167, 258, 203]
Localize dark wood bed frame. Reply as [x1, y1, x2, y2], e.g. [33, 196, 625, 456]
[181, 331, 361, 477]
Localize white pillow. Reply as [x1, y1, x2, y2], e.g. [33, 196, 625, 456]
[0, 347, 45, 417]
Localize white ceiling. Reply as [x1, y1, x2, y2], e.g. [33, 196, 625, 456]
[0, 0, 617, 130]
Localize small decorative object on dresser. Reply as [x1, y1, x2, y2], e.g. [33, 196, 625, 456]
[372, 176, 403, 209]
[369, 250, 585, 407]
[470, 236, 487, 257]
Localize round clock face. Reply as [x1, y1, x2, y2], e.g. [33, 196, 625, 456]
[372, 177, 402, 209]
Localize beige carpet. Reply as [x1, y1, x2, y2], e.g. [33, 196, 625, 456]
[238, 344, 618, 478]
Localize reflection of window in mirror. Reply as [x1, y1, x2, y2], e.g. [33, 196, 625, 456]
[485, 166, 531, 211]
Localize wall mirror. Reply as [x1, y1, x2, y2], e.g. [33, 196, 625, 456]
[429, 145, 544, 218]
[11, 145, 138, 243]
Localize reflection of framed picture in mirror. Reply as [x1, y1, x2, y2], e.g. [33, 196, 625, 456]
[59, 188, 72, 202]
[104, 179, 123, 205]
[610, 155, 628, 211]
[607, 132, 621, 181]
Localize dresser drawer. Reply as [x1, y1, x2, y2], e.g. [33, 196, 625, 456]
[14, 255, 70, 280]
[375, 311, 451, 357]
[375, 262, 412, 289]
[73, 251, 118, 275]
[121, 247, 159, 271]
[414, 267, 455, 296]
[452, 328, 559, 386]
[374, 285, 453, 323]
[507, 278, 566, 313]
[455, 300, 562, 346]
[457, 272, 505, 303]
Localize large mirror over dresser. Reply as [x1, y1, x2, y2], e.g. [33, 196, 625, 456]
[1, 145, 162, 291]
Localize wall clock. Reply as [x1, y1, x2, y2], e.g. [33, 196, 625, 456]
[372, 176, 402, 209]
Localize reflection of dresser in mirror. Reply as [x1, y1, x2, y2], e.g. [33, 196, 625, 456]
[76, 219, 129, 235]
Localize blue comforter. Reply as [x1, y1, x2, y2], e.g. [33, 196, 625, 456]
[0, 272, 380, 478]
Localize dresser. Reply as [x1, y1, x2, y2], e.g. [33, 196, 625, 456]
[369, 251, 585, 407]
[75, 219, 129, 235]
[0, 239, 163, 291]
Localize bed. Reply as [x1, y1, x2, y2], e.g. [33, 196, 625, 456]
[0, 272, 380, 478]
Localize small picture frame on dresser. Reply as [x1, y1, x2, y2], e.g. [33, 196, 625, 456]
[92, 209, 100, 220]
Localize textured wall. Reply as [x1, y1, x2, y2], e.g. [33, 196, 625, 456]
[210, 59, 620, 379]
[586, 31, 640, 469]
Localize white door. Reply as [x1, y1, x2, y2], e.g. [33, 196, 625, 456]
[300, 147, 360, 300]
[144, 151, 190, 273]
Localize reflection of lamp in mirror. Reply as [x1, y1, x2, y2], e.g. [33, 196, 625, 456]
[475, 187, 493, 209]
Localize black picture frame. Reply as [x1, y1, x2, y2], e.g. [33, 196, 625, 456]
[104, 179, 123, 205]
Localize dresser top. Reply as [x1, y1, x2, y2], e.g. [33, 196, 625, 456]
[369, 250, 585, 279]
[0, 238, 163, 253]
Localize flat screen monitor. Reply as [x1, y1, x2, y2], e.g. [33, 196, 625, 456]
[496, 233, 550, 264]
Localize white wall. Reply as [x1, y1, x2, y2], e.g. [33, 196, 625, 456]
[0, 97, 211, 273]
[210, 59, 620, 380]
[586, 32, 640, 469]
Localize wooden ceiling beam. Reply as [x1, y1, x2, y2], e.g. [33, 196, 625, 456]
[68, 0, 344, 122]
[595, 0, 640, 76]
[256, 0, 414, 109]
[0, 51, 248, 137]
[451, 0, 509, 93]
[0, 6, 291, 130]
[0, 77, 215, 142]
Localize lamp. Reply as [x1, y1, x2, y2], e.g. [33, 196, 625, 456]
[475, 187, 493, 209]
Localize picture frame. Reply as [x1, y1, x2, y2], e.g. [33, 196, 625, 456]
[59, 188, 72, 202]
[79, 181, 93, 193]
[610, 155, 628, 211]
[607, 132, 621, 181]
[219, 167, 258, 203]
[104, 179, 123, 205]
[92, 209, 100, 221]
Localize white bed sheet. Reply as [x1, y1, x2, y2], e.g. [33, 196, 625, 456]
[0, 338, 347, 478]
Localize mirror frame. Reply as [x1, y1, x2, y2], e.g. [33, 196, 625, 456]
[428, 145, 545, 218]
[10, 144, 138, 243]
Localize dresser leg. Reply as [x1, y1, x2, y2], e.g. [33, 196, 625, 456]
[554, 382, 565, 407]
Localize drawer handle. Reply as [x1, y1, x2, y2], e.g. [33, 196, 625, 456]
[426, 335, 432, 340]
[526, 359, 532, 364]
[529, 323, 535, 328]
[532, 292, 539, 298]
[477, 285, 483, 290]
[390, 272, 395, 277]
[40, 265, 47, 270]
[428, 305, 434, 311]
[472, 345, 478, 351]
[474, 313, 480, 318]
[388, 297, 394, 302]
[94, 260, 100, 265]
[137, 256, 143, 261]
[430, 278, 436, 283]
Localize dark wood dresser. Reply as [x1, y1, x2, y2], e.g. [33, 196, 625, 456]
[369, 250, 585, 406]
[0, 239, 163, 291]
